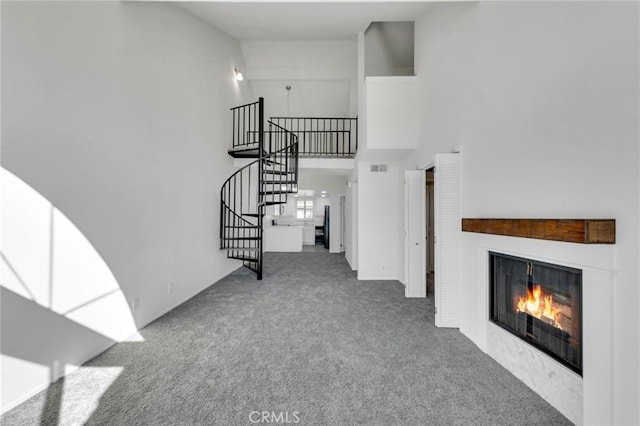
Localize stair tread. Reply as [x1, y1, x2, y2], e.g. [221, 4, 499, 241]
[228, 143, 269, 159]
[242, 213, 263, 217]
[229, 151, 263, 159]
[228, 143, 259, 151]
[262, 170, 293, 175]
[225, 247, 260, 252]
[228, 255, 258, 261]
[225, 236, 260, 240]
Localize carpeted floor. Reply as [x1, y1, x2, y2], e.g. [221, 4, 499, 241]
[2, 252, 571, 425]
[301, 244, 328, 253]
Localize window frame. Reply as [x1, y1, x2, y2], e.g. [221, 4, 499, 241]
[296, 198, 314, 220]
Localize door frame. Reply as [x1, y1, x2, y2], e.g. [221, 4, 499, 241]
[404, 166, 431, 298]
[425, 167, 435, 296]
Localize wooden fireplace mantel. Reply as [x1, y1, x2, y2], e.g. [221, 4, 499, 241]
[461, 218, 615, 244]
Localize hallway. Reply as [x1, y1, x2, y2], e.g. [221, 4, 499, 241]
[3, 252, 570, 425]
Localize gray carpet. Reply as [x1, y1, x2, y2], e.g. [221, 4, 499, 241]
[2, 252, 571, 425]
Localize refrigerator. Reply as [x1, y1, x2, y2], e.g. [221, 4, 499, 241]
[324, 205, 330, 249]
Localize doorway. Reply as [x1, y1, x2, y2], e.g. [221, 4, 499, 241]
[425, 169, 434, 297]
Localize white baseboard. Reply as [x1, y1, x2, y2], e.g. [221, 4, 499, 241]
[356, 275, 399, 281]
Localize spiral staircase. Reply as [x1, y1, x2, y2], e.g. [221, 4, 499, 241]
[220, 98, 299, 279]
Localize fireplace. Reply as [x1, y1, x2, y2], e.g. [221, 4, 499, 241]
[489, 252, 583, 375]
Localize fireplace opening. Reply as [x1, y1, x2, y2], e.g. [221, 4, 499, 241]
[489, 252, 582, 375]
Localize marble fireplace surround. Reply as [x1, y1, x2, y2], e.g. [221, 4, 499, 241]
[461, 232, 615, 425]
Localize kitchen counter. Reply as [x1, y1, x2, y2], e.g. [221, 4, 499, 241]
[264, 225, 303, 252]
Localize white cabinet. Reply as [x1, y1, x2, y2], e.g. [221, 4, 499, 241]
[264, 226, 303, 252]
[303, 224, 315, 245]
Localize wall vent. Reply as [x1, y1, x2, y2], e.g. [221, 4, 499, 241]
[370, 164, 389, 173]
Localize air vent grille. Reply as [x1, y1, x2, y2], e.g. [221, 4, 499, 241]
[370, 164, 389, 173]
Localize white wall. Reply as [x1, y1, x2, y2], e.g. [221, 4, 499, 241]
[414, 2, 639, 424]
[240, 40, 358, 117]
[314, 197, 330, 218]
[1, 1, 252, 413]
[298, 173, 347, 195]
[357, 161, 402, 280]
[365, 77, 418, 151]
[356, 29, 419, 281]
[355, 74, 421, 296]
[252, 79, 350, 119]
[344, 174, 357, 270]
[357, 32, 367, 155]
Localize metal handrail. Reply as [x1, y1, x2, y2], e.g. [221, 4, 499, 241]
[269, 117, 358, 157]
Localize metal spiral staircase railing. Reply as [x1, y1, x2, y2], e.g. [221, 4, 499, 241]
[220, 98, 299, 279]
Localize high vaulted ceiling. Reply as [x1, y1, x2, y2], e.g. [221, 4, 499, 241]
[177, 2, 433, 41]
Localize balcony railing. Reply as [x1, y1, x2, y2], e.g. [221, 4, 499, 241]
[269, 117, 358, 158]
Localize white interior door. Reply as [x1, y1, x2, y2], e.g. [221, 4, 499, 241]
[404, 170, 426, 298]
[434, 153, 461, 327]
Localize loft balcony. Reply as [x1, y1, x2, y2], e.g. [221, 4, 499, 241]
[230, 115, 357, 174]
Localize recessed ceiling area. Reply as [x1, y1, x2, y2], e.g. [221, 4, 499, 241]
[175, 2, 435, 127]
[177, 2, 433, 41]
[365, 21, 415, 76]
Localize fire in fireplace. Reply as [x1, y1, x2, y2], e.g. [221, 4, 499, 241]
[489, 252, 582, 375]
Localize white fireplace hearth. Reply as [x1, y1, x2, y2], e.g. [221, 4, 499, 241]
[460, 233, 615, 425]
